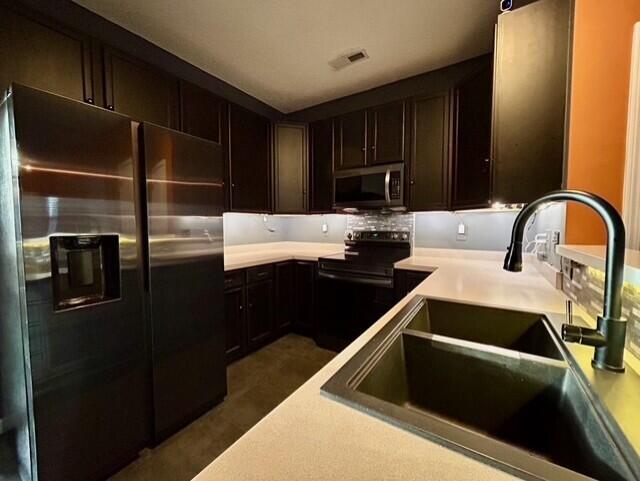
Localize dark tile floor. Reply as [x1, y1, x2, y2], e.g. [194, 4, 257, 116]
[109, 334, 335, 481]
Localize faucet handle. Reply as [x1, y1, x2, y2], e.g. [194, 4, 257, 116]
[562, 323, 581, 343]
[562, 323, 606, 348]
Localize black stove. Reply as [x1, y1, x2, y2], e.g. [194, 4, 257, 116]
[318, 230, 411, 287]
[315, 230, 411, 351]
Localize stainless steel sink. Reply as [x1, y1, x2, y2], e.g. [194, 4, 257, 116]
[322, 296, 640, 481]
[405, 298, 563, 360]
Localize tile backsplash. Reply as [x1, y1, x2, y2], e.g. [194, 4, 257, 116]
[562, 262, 640, 360]
[346, 212, 414, 234]
[224, 212, 416, 246]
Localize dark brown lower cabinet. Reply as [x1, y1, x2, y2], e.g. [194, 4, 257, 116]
[246, 279, 274, 350]
[224, 261, 316, 364]
[294, 261, 316, 335]
[395, 269, 431, 301]
[224, 286, 246, 363]
[275, 262, 296, 335]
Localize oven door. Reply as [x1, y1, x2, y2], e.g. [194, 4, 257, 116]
[315, 268, 396, 351]
[334, 163, 404, 209]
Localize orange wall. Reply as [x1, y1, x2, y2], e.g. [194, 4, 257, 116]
[566, 0, 640, 244]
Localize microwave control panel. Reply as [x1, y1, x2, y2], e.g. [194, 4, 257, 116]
[390, 171, 402, 200]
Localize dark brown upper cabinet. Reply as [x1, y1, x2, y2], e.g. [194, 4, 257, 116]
[180, 80, 226, 143]
[334, 101, 408, 171]
[273, 123, 308, 214]
[228, 103, 271, 212]
[180, 80, 229, 209]
[367, 100, 408, 165]
[409, 92, 451, 211]
[103, 47, 179, 128]
[0, 7, 96, 104]
[309, 118, 334, 213]
[491, 0, 570, 203]
[451, 63, 493, 209]
[334, 110, 367, 170]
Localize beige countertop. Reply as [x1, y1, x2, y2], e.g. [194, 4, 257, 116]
[205, 245, 640, 481]
[224, 241, 343, 271]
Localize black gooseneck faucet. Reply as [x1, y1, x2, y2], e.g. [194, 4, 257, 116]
[504, 190, 628, 372]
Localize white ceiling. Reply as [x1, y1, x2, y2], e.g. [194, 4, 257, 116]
[73, 0, 501, 113]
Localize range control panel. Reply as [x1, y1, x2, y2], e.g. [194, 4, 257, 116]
[346, 230, 410, 242]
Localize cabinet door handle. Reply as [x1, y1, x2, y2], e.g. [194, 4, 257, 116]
[371, 145, 375, 150]
[239, 305, 244, 310]
[107, 105, 114, 111]
[86, 98, 94, 105]
[361, 147, 366, 152]
[410, 179, 415, 185]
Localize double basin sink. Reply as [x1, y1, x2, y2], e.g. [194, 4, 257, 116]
[322, 296, 640, 481]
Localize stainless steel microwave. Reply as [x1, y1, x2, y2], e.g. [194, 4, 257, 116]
[333, 163, 404, 209]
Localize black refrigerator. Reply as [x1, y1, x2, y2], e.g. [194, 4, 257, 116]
[0, 84, 150, 481]
[0, 86, 227, 481]
[137, 123, 226, 443]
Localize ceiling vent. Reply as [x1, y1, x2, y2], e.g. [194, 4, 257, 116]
[329, 49, 369, 71]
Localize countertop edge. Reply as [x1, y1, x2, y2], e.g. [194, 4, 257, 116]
[557, 244, 640, 285]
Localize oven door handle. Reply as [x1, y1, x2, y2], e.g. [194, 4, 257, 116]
[384, 168, 391, 204]
[317, 270, 393, 288]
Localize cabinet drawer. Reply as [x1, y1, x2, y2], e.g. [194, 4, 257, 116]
[247, 264, 273, 284]
[224, 270, 245, 290]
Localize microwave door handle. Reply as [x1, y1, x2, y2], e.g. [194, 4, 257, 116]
[384, 169, 391, 204]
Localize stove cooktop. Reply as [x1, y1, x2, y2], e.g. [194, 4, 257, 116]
[319, 230, 411, 268]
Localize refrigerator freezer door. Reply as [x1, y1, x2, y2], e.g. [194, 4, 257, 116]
[4, 84, 150, 481]
[140, 123, 226, 441]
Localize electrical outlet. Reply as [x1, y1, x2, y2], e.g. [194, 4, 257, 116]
[456, 223, 467, 241]
[545, 229, 561, 265]
[561, 257, 574, 280]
